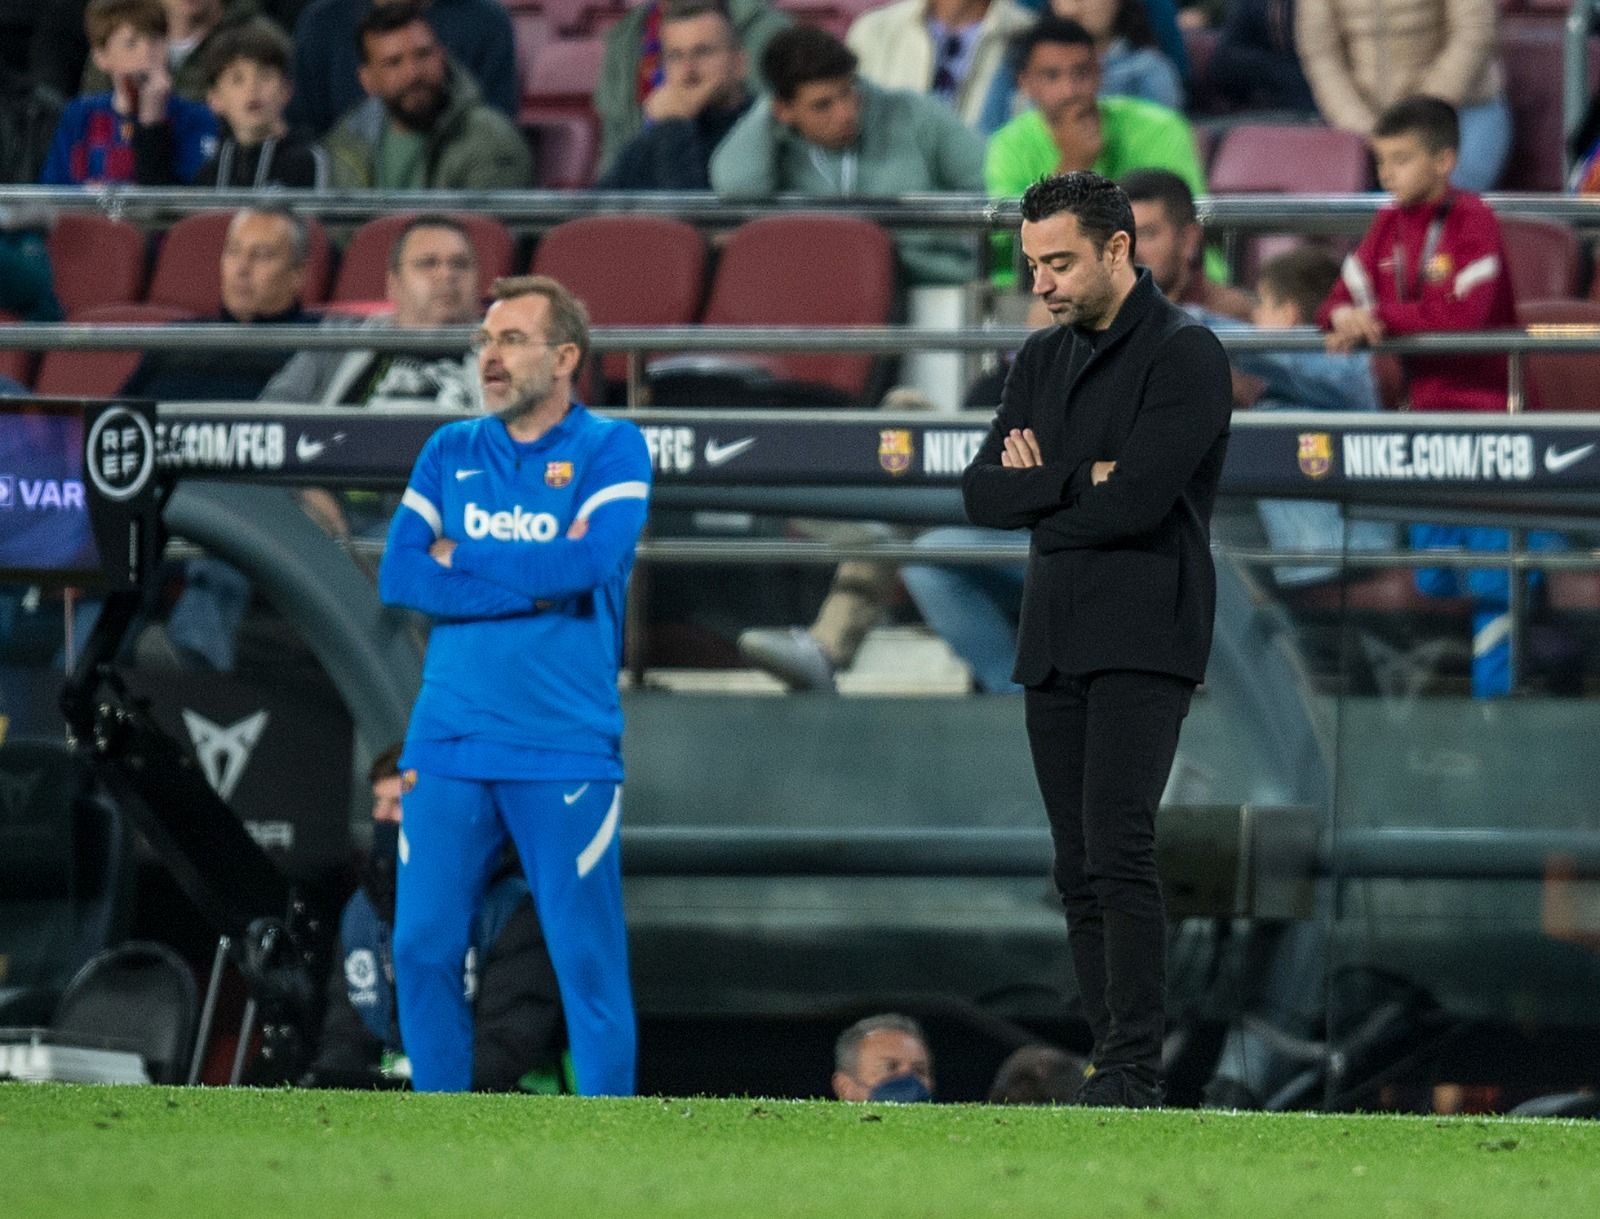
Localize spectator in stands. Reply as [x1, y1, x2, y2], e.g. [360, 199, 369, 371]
[324, 0, 531, 190]
[40, 0, 219, 186]
[1207, 0, 1315, 114]
[301, 744, 567, 1093]
[122, 205, 314, 399]
[985, 17, 1206, 286]
[845, 0, 1034, 131]
[109, 206, 315, 674]
[597, 0, 791, 176]
[597, 0, 752, 190]
[1120, 168, 1250, 320]
[262, 213, 482, 412]
[980, 0, 1182, 134]
[832, 1014, 935, 1102]
[711, 25, 986, 285]
[287, 0, 517, 138]
[195, 22, 327, 187]
[1231, 246, 1393, 587]
[0, 61, 64, 183]
[988, 1043, 1087, 1103]
[1296, 0, 1508, 191]
[1320, 96, 1544, 697]
[81, 0, 288, 101]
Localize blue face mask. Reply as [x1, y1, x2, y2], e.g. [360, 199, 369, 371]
[868, 1073, 933, 1103]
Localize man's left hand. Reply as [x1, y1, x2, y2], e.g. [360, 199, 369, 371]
[429, 538, 456, 567]
[1091, 460, 1116, 485]
[1001, 427, 1044, 468]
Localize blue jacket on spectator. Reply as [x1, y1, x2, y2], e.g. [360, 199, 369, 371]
[40, 92, 216, 185]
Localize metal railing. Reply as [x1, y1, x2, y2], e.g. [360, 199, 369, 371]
[8, 186, 1600, 233]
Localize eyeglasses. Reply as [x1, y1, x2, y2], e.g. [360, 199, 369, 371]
[662, 42, 732, 67]
[405, 255, 476, 274]
[470, 330, 567, 353]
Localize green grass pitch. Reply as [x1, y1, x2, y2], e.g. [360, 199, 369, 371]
[4, 1083, 1599, 1217]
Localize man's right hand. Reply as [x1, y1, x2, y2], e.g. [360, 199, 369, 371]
[1050, 103, 1103, 173]
[643, 73, 717, 122]
[1326, 305, 1383, 353]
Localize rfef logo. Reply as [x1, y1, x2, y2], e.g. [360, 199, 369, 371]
[464, 502, 560, 542]
[87, 406, 155, 501]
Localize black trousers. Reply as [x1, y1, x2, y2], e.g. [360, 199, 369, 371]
[1024, 668, 1194, 1078]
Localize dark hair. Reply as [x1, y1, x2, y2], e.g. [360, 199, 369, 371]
[389, 213, 475, 272]
[1009, 15, 1095, 76]
[1374, 95, 1459, 154]
[367, 742, 405, 787]
[1118, 167, 1197, 229]
[760, 25, 857, 102]
[357, 0, 433, 62]
[987, 1044, 1085, 1105]
[662, 0, 734, 25]
[1256, 245, 1342, 323]
[1021, 171, 1136, 259]
[1111, 0, 1159, 52]
[203, 22, 292, 88]
[85, 0, 166, 47]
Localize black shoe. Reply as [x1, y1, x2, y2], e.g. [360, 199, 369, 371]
[1075, 1065, 1164, 1109]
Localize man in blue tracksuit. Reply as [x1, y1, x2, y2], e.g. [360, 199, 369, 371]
[378, 275, 651, 1095]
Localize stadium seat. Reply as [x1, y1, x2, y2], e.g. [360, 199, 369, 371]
[1208, 124, 1373, 194]
[1499, 24, 1600, 190]
[527, 113, 600, 189]
[531, 215, 709, 386]
[692, 213, 896, 402]
[331, 213, 516, 303]
[0, 310, 34, 389]
[46, 213, 147, 316]
[521, 35, 606, 112]
[0, 741, 131, 1027]
[1518, 297, 1600, 411]
[52, 942, 197, 1085]
[1500, 217, 1583, 301]
[510, 9, 555, 91]
[147, 211, 332, 314]
[32, 304, 196, 398]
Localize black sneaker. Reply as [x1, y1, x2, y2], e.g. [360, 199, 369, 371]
[1075, 1065, 1164, 1109]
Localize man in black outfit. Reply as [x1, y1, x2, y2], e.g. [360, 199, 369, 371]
[962, 172, 1232, 1108]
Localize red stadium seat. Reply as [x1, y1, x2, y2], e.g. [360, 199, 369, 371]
[1499, 25, 1600, 190]
[1518, 297, 1600, 411]
[531, 215, 708, 385]
[0, 311, 35, 389]
[46, 213, 147, 316]
[1499, 216, 1582, 302]
[522, 35, 606, 111]
[331, 213, 516, 304]
[1208, 124, 1373, 194]
[33, 304, 196, 398]
[526, 113, 599, 189]
[147, 211, 332, 314]
[697, 214, 895, 401]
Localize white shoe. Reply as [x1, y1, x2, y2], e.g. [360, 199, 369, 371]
[737, 627, 837, 691]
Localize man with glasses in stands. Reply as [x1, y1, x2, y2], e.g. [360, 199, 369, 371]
[598, 0, 753, 190]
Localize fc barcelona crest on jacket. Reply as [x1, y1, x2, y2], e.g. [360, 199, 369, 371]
[545, 460, 573, 488]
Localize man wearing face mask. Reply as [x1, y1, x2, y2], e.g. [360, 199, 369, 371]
[830, 1013, 936, 1102]
[301, 744, 567, 1092]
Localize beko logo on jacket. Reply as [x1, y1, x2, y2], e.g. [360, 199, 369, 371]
[464, 502, 560, 542]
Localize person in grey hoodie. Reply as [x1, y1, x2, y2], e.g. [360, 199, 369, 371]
[322, 0, 530, 190]
[710, 24, 985, 285]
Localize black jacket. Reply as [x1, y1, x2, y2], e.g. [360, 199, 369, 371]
[195, 130, 328, 189]
[962, 270, 1231, 685]
[597, 98, 751, 191]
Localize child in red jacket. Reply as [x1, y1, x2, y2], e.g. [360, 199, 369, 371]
[1318, 94, 1516, 412]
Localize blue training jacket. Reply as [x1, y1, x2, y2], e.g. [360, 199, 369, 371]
[379, 407, 651, 781]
